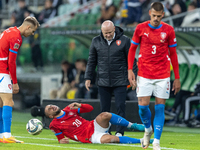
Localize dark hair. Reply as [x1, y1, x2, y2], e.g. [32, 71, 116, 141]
[189, 1, 197, 8]
[24, 16, 40, 27]
[76, 59, 87, 67]
[31, 106, 45, 117]
[61, 60, 70, 66]
[151, 2, 164, 12]
[46, 0, 53, 4]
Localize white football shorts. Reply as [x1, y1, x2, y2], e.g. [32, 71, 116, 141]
[0, 74, 12, 93]
[90, 119, 111, 144]
[136, 76, 170, 99]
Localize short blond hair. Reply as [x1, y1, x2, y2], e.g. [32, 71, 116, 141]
[23, 16, 40, 27]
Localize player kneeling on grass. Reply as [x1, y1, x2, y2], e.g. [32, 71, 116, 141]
[45, 102, 153, 144]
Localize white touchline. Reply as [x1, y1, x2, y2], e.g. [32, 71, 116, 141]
[15, 136, 79, 143]
[24, 143, 98, 150]
[15, 136, 187, 150]
[15, 136, 57, 141]
[107, 143, 187, 150]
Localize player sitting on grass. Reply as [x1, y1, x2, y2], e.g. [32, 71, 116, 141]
[45, 102, 153, 144]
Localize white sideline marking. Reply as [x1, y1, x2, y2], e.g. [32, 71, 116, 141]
[24, 143, 98, 150]
[16, 136, 187, 150]
[107, 143, 187, 150]
[15, 136, 78, 143]
[15, 136, 57, 141]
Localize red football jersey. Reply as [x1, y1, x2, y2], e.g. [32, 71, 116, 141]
[49, 104, 94, 143]
[0, 27, 22, 84]
[130, 21, 177, 79]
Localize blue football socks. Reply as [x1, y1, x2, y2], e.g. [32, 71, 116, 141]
[0, 107, 3, 138]
[109, 113, 129, 127]
[154, 104, 165, 140]
[139, 105, 151, 128]
[119, 136, 140, 144]
[3, 106, 12, 136]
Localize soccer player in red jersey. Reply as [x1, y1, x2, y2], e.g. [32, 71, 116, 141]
[128, 2, 181, 150]
[45, 102, 152, 144]
[0, 16, 40, 143]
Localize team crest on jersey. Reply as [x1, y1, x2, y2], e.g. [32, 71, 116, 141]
[68, 112, 74, 116]
[160, 32, 166, 43]
[116, 40, 121, 46]
[8, 84, 12, 90]
[14, 43, 20, 49]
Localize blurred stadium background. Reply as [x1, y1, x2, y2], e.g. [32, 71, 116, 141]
[0, 0, 200, 133]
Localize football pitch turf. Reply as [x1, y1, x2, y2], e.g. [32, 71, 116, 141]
[0, 111, 200, 150]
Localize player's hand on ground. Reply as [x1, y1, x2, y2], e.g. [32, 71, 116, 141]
[85, 80, 91, 91]
[172, 79, 181, 95]
[12, 83, 19, 94]
[59, 137, 69, 144]
[68, 102, 81, 110]
[128, 70, 137, 90]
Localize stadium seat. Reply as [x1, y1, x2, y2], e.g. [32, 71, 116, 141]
[58, 4, 79, 16]
[59, 20, 68, 27]
[170, 63, 189, 85]
[86, 14, 99, 25]
[68, 15, 79, 26]
[189, 66, 200, 92]
[58, 4, 68, 15]
[179, 63, 189, 85]
[170, 70, 175, 81]
[76, 14, 87, 25]
[91, 6, 100, 14]
[181, 64, 198, 91]
[165, 98, 175, 108]
[113, 0, 121, 7]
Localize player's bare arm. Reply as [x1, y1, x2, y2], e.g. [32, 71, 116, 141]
[59, 137, 69, 144]
[169, 45, 180, 95]
[128, 38, 138, 90]
[68, 102, 81, 110]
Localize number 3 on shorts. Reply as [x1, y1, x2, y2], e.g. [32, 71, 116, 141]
[152, 45, 156, 54]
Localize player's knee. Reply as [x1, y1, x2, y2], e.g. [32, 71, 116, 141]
[4, 100, 14, 107]
[100, 112, 112, 120]
[10, 101, 14, 107]
[110, 137, 119, 143]
[138, 98, 149, 105]
[106, 136, 119, 143]
[101, 135, 119, 143]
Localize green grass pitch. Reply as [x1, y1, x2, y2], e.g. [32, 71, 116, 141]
[0, 111, 200, 150]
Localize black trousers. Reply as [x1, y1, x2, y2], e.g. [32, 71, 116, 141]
[31, 44, 43, 69]
[172, 90, 192, 110]
[98, 86, 127, 135]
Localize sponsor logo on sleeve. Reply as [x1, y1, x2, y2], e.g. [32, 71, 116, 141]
[174, 38, 176, 42]
[14, 43, 20, 49]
